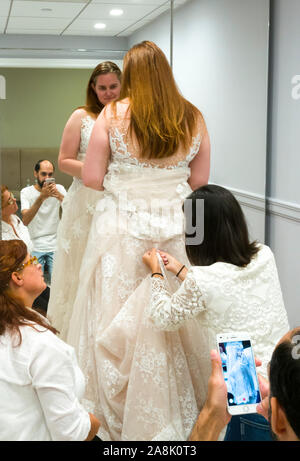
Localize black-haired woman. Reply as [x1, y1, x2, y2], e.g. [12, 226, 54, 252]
[143, 184, 289, 441]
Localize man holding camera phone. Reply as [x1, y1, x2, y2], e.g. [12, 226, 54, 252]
[189, 328, 300, 442]
[21, 159, 66, 282]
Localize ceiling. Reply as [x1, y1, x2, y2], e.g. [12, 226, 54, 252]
[0, 0, 187, 37]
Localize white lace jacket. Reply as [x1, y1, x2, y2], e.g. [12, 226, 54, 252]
[149, 244, 290, 378]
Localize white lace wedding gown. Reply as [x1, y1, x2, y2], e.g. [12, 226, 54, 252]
[67, 102, 208, 441]
[47, 115, 103, 340]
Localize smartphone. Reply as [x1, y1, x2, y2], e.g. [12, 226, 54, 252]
[44, 178, 55, 185]
[216, 332, 261, 415]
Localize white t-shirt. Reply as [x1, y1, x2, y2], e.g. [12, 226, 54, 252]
[0, 322, 91, 441]
[1, 214, 34, 253]
[20, 185, 66, 252]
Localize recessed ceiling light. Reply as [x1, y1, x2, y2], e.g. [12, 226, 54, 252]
[110, 9, 124, 16]
[94, 23, 106, 29]
[77, 49, 87, 52]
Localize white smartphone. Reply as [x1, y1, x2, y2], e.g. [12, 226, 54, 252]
[216, 332, 261, 416]
[44, 177, 55, 185]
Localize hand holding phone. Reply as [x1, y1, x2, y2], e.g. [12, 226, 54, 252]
[216, 332, 261, 416]
[44, 177, 55, 185]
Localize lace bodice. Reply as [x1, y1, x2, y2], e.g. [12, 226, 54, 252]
[149, 245, 290, 378]
[105, 100, 204, 173]
[78, 115, 95, 161]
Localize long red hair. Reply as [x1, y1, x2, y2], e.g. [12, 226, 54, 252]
[119, 41, 203, 159]
[0, 240, 58, 345]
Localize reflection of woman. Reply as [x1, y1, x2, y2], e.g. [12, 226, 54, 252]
[143, 184, 289, 441]
[0, 240, 100, 441]
[226, 343, 257, 405]
[1, 186, 33, 253]
[1, 185, 49, 313]
[67, 41, 210, 441]
[47, 62, 121, 340]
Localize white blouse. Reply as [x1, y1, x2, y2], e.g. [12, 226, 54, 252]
[1, 214, 34, 254]
[0, 323, 91, 441]
[149, 245, 290, 378]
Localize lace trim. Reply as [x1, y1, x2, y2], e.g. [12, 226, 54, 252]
[79, 115, 95, 156]
[109, 127, 201, 170]
[149, 272, 206, 331]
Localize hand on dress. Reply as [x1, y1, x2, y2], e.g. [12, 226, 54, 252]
[142, 248, 161, 274]
[157, 250, 183, 275]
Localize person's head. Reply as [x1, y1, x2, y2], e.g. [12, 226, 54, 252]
[85, 61, 122, 115]
[34, 160, 55, 189]
[0, 240, 57, 344]
[184, 185, 259, 267]
[1, 185, 18, 220]
[120, 40, 202, 159]
[269, 328, 300, 441]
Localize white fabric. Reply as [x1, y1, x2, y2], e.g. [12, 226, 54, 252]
[0, 322, 91, 441]
[67, 100, 206, 441]
[1, 214, 34, 253]
[47, 115, 103, 340]
[20, 184, 66, 252]
[149, 244, 290, 380]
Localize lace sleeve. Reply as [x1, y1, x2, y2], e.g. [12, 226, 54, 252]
[149, 270, 206, 331]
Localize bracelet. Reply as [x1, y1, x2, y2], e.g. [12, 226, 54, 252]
[151, 272, 164, 278]
[176, 265, 186, 277]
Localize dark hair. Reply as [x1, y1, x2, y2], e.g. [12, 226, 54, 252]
[83, 61, 122, 116]
[34, 159, 55, 173]
[184, 184, 259, 267]
[270, 328, 300, 439]
[0, 240, 58, 345]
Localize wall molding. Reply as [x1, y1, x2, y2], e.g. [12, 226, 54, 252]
[266, 197, 300, 223]
[219, 185, 300, 223]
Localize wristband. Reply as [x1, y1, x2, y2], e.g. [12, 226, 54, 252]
[176, 265, 186, 277]
[151, 272, 164, 278]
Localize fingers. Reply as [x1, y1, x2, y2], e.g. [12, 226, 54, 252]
[254, 357, 262, 367]
[210, 349, 223, 374]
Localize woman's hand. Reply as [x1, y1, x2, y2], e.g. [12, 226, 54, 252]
[142, 248, 161, 274]
[158, 251, 183, 275]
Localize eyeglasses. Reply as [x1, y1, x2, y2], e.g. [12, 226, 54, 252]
[2, 192, 15, 207]
[16, 256, 39, 272]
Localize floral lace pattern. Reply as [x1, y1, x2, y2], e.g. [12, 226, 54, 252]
[47, 115, 102, 341]
[148, 245, 290, 379]
[150, 274, 206, 331]
[65, 103, 210, 440]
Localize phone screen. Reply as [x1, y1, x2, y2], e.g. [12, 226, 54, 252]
[218, 340, 261, 407]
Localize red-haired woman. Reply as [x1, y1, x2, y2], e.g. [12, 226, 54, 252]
[47, 62, 121, 341]
[0, 240, 100, 440]
[68, 41, 210, 441]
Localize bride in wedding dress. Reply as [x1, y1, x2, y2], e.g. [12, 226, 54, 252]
[47, 62, 121, 341]
[67, 41, 211, 441]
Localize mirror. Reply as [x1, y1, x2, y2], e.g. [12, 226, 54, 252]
[1, 0, 269, 244]
[0, 0, 173, 222]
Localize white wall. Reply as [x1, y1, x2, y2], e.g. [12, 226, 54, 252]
[172, 0, 269, 244]
[128, 8, 171, 62]
[266, 0, 300, 327]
